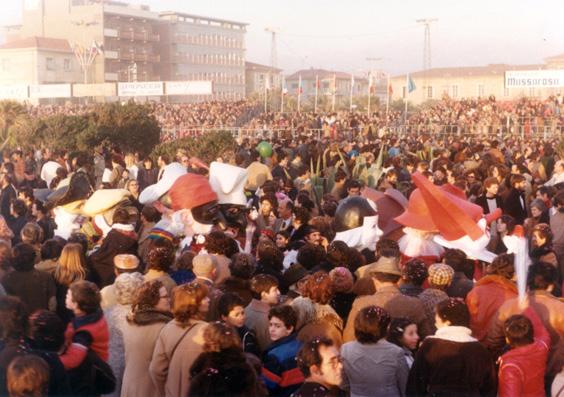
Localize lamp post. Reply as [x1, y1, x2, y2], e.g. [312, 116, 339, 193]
[71, 20, 100, 84]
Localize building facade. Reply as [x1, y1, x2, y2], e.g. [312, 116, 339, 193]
[158, 11, 247, 101]
[0, 37, 81, 85]
[390, 59, 564, 105]
[245, 61, 282, 97]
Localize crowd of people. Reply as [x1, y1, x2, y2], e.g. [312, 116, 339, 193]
[21, 95, 564, 143]
[0, 99, 563, 397]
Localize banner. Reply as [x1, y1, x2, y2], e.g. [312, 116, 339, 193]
[505, 70, 564, 88]
[0, 84, 28, 100]
[165, 81, 213, 96]
[73, 83, 117, 97]
[118, 82, 164, 96]
[29, 84, 72, 98]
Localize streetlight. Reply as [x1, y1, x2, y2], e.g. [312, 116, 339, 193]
[71, 20, 100, 84]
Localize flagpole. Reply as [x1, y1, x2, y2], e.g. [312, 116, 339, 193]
[264, 77, 268, 113]
[280, 76, 284, 113]
[314, 75, 319, 113]
[332, 73, 336, 112]
[367, 72, 371, 116]
[349, 73, 354, 111]
[404, 73, 408, 126]
[297, 74, 302, 114]
[386, 73, 390, 120]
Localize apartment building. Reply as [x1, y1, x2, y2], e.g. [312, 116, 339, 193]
[245, 61, 283, 96]
[158, 11, 247, 101]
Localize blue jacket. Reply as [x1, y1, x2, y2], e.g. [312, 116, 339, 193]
[261, 333, 304, 397]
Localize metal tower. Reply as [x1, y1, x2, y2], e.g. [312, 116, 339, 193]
[416, 18, 438, 70]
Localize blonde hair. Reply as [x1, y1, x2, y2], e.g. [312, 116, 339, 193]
[54, 243, 87, 286]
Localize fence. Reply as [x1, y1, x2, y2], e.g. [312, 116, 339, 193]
[160, 122, 563, 142]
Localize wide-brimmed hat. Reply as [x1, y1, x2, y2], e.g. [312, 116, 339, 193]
[374, 188, 408, 237]
[139, 162, 187, 204]
[209, 162, 248, 206]
[46, 172, 92, 209]
[82, 189, 131, 217]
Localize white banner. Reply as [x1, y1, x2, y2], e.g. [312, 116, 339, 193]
[29, 84, 72, 98]
[505, 70, 564, 88]
[118, 82, 164, 96]
[0, 84, 28, 100]
[73, 83, 117, 97]
[165, 81, 213, 95]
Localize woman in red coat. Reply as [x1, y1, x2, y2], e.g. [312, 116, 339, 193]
[466, 253, 517, 341]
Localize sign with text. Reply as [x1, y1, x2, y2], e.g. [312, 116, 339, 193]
[73, 83, 117, 97]
[165, 81, 213, 96]
[0, 84, 28, 99]
[118, 82, 164, 96]
[505, 70, 564, 88]
[29, 84, 72, 98]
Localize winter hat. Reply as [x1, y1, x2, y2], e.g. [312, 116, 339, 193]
[329, 267, 354, 293]
[428, 263, 455, 287]
[168, 173, 218, 211]
[283, 263, 309, 287]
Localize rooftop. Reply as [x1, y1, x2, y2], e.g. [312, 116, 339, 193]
[0, 37, 72, 52]
[392, 64, 546, 79]
[287, 68, 366, 81]
[245, 61, 282, 73]
[159, 11, 248, 27]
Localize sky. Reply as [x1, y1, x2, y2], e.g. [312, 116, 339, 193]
[1, 0, 563, 76]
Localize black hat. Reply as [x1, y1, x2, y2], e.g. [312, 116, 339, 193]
[46, 171, 92, 209]
[333, 196, 377, 233]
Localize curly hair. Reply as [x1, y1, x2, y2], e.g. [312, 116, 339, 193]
[172, 281, 209, 326]
[0, 296, 27, 342]
[354, 305, 391, 344]
[486, 253, 515, 279]
[205, 231, 230, 255]
[147, 238, 174, 272]
[303, 271, 333, 305]
[532, 223, 553, 246]
[326, 241, 349, 268]
[229, 253, 256, 279]
[202, 322, 241, 352]
[256, 240, 284, 272]
[297, 243, 326, 271]
[28, 310, 65, 351]
[386, 317, 416, 349]
[130, 280, 164, 315]
[436, 298, 470, 327]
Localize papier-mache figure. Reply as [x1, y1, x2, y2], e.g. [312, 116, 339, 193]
[332, 196, 383, 253]
[362, 187, 408, 242]
[44, 171, 93, 240]
[408, 172, 501, 264]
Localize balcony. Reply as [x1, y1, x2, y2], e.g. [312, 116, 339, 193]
[104, 50, 119, 59]
[104, 28, 119, 38]
[119, 30, 135, 40]
[104, 72, 118, 81]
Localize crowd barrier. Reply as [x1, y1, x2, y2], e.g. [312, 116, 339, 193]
[160, 122, 563, 142]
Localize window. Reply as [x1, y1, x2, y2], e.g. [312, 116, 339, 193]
[477, 84, 485, 97]
[46, 57, 56, 71]
[452, 85, 459, 98]
[64, 58, 71, 72]
[426, 86, 433, 99]
[504, 87, 510, 97]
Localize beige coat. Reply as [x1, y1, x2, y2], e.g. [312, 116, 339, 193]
[149, 319, 207, 397]
[121, 321, 168, 397]
[343, 285, 432, 342]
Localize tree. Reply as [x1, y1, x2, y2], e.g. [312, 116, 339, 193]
[0, 100, 30, 150]
[151, 130, 236, 164]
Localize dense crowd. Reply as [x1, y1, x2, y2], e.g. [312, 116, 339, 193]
[0, 101, 562, 397]
[21, 95, 564, 143]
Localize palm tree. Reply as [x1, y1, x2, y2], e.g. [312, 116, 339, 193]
[0, 100, 29, 150]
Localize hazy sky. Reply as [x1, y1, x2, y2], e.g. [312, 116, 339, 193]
[2, 0, 563, 75]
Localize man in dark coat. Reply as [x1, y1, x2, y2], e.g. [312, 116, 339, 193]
[503, 174, 528, 225]
[88, 208, 138, 288]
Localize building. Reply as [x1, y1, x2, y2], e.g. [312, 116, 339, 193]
[0, 36, 81, 85]
[245, 61, 282, 96]
[286, 69, 367, 98]
[158, 11, 247, 101]
[390, 57, 564, 105]
[16, 0, 161, 83]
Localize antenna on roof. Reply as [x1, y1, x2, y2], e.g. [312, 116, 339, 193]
[416, 18, 438, 71]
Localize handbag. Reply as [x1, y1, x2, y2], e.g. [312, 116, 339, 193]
[170, 322, 198, 361]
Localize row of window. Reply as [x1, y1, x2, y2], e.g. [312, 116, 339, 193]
[182, 72, 244, 84]
[173, 33, 243, 49]
[1, 57, 73, 73]
[174, 52, 244, 66]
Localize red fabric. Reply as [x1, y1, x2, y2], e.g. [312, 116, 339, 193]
[466, 275, 518, 341]
[60, 315, 109, 369]
[498, 308, 549, 397]
[168, 173, 217, 211]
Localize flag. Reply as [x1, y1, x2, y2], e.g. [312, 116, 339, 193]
[282, 76, 288, 95]
[388, 84, 393, 94]
[407, 74, 416, 93]
[265, 75, 271, 91]
[350, 74, 355, 87]
[316, 75, 320, 89]
[369, 73, 376, 94]
[93, 40, 104, 55]
[332, 73, 337, 93]
[297, 74, 303, 94]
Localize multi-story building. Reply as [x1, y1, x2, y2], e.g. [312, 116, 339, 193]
[157, 11, 247, 101]
[245, 61, 283, 97]
[16, 0, 161, 83]
[285, 69, 369, 103]
[0, 36, 81, 85]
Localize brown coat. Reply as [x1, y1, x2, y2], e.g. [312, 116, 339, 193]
[121, 320, 168, 397]
[149, 319, 207, 397]
[485, 290, 564, 378]
[343, 285, 432, 342]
